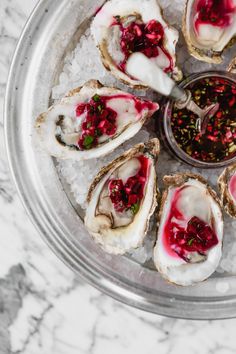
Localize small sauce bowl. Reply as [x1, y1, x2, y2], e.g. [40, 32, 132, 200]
[161, 71, 236, 168]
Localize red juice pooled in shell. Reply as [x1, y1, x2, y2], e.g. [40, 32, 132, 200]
[76, 94, 157, 150]
[163, 186, 219, 262]
[194, 0, 236, 32]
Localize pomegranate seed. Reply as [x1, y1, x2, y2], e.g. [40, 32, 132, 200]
[76, 103, 87, 116]
[229, 96, 236, 107]
[98, 120, 107, 129]
[128, 194, 138, 206]
[134, 25, 142, 36]
[216, 111, 222, 118]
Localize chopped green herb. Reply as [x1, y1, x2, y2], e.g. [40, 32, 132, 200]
[97, 104, 103, 112]
[130, 203, 140, 215]
[187, 238, 195, 246]
[92, 94, 101, 102]
[83, 135, 94, 148]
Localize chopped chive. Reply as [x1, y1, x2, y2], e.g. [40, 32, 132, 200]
[83, 135, 94, 148]
[130, 203, 140, 215]
[187, 238, 195, 246]
[92, 94, 101, 102]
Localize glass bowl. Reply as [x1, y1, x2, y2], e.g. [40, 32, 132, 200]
[161, 71, 236, 168]
[5, 0, 236, 319]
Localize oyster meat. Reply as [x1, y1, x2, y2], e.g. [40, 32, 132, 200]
[218, 164, 236, 218]
[183, 0, 236, 63]
[91, 0, 182, 88]
[154, 173, 223, 286]
[35, 80, 158, 160]
[84, 139, 160, 255]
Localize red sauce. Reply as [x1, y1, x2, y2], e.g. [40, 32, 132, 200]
[76, 94, 157, 150]
[163, 186, 218, 262]
[171, 77, 236, 163]
[195, 0, 236, 32]
[111, 18, 173, 75]
[108, 156, 150, 214]
[229, 173, 236, 201]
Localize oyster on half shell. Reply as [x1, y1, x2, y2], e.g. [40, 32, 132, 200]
[35, 80, 158, 161]
[154, 173, 223, 286]
[91, 0, 182, 89]
[84, 139, 160, 255]
[183, 0, 236, 63]
[218, 164, 236, 218]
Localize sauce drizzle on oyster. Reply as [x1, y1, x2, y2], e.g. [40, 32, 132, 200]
[74, 93, 157, 150]
[163, 186, 218, 262]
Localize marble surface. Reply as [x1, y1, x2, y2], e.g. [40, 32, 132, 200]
[1, 0, 236, 353]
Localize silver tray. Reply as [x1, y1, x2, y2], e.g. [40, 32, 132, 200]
[5, 0, 236, 319]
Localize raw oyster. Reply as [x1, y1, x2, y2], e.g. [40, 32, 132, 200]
[218, 164, 236, 218]
[35, 80, 158, 160]
[84, 139, 160, 255]
[183, 0, 236, 63]
[91, 0, 182, 89]
[154, 173, 223, 286]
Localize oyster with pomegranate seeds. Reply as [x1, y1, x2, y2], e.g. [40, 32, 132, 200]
[183, 0, 236, 63]
[218, 164, 236, 218]
[84, 139, 160, 255]
[35, 80, 159, 161]
[154, 173, 223, 286]
[91, 0, 182, 89]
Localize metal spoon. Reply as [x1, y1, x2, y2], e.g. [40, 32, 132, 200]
[126, 53, 219, 134]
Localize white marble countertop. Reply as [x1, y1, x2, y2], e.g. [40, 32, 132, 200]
[1, 1, 236, 353]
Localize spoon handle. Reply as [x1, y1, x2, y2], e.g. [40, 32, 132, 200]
[126, 53, 174, 95]
[126, 53, 190, 104]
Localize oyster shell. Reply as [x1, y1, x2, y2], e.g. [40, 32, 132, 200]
[35, 80, 158, 161]
[84, 139, 160, 255]
[183, 0, 236, 63]
[154, 173, 223, 286]
[91, 0, 182, 89]
[218, 164, 236, 218]
[228, 56, 236, 73]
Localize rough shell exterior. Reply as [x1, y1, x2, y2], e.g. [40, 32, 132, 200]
[218, 164, 236, 218]
[228, 57, 236, 74]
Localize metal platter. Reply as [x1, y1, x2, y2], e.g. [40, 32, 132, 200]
[5, 0, 236, 319]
